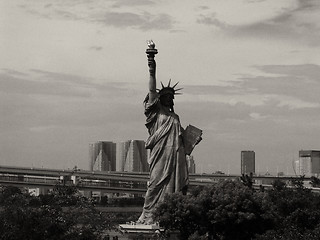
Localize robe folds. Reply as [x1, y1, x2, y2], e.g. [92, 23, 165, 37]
[138, 96, 189, 224]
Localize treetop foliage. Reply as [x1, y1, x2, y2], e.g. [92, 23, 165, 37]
[154, 179, 320, 240]
[0, 184, 109, 240]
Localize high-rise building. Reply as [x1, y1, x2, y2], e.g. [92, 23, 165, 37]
[116, 140, 148, 172]
[116, 141, 130, 172]
[187, 155, 196, 174]
[89, 141, 116, 171]
[298, 150, 320, 176]
[294, 159, 300, 175]
[241, 150, 255, 174]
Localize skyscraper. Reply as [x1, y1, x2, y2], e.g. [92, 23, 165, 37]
[241, 150, 255, 175]
[116, 140, 148, 172]
[298, 150, 320, 177]
[89, 141, 116, 171]
[116, 141, 130, 172]
[187, 155, 196, 174]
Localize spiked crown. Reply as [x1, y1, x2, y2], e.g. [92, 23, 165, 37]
[157, 79, 183, 96]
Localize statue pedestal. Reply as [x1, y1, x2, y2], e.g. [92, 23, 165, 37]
[118, 223, 180, 239]
[119, 223, 161, 233]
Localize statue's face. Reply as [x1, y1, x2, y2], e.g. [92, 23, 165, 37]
[160, 93, 174, 107]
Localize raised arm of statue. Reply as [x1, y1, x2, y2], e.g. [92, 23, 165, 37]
[148, 59, 157, 102]
[146, 40, 158, 103]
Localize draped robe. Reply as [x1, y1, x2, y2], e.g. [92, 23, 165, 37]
[138, 96, 189, 224]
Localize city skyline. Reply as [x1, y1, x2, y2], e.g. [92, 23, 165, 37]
[1, 1, 320, 174]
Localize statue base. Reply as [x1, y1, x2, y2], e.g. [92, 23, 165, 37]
[118, 222, 180, 239]
[119, 222, 162, 233]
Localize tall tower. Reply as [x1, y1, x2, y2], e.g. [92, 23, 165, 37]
[116, 140, 148, 172]
[299, 150, 320, 177]
[241, 150, 255, 175]
[187, 155, 196, 174]
[116, 141, 130, 172]
[89, 141, 116, 171]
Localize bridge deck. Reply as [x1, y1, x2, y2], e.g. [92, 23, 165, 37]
[0, 165, 317, 194]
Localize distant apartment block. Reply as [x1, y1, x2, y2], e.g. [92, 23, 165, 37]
[297, 150, 320, 177]
[187, 155, 196, 174]
[294, 159, 300, 175]
[90, 140, 148, 173]
[241, 150, 255, 175]
[116, 140, 148, 172]
[89, 141, 116, 171]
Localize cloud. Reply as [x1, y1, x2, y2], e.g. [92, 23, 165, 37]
[197, 13, 228, 29]
[0, 70, 93, 98]
[0, 68, 147, 102]
[94, 11, 174, 30]
[196, 0, 320, 46]
[18, 1, 174, 31]
[29, 125, 57, 132]
[1, 68, 28, 77]
[249, 112, 267, 120]
[111, 0, 155, 8]
[241, 64, 320, 103]
[296, 0, 319, 11]
[255, 64, 320, 80]
[187, 64, 320, 110]
[177, 63, 320, 112]
[0, 68, 146, 126]
[197, 5, 210, 11]
[236, 1, 320, 45]
[89, 46, 103, 51]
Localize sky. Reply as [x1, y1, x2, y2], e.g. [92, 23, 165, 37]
[1, 0, 320, 174]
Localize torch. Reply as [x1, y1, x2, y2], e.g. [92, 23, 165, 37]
[146, 40, 158, 76]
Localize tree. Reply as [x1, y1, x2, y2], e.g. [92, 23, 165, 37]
[259, 181, 320, 240]
[240, 173, 253, 189]
[0, 185, 110, 240]
[154, 180, 273, 240]
[153, 179, 320, 240]
[310, 176, 320, 187]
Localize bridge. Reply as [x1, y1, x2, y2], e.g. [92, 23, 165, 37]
[0, 165, 317, 194]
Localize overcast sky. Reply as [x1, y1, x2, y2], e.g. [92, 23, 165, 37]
[1, 0, 320, 174]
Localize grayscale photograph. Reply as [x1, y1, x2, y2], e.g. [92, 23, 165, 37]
[1, 1, 320, 239]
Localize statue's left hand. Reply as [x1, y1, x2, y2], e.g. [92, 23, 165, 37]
[196, 137, 202, 145]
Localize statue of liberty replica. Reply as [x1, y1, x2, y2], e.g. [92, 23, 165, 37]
[138, 41, 202, 225]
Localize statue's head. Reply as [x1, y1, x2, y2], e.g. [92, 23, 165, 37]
[158, 80, 182, 111]
[157, 79, 182, 97]
[144, 80, 182, 112]
[160, 92, 174, 108]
